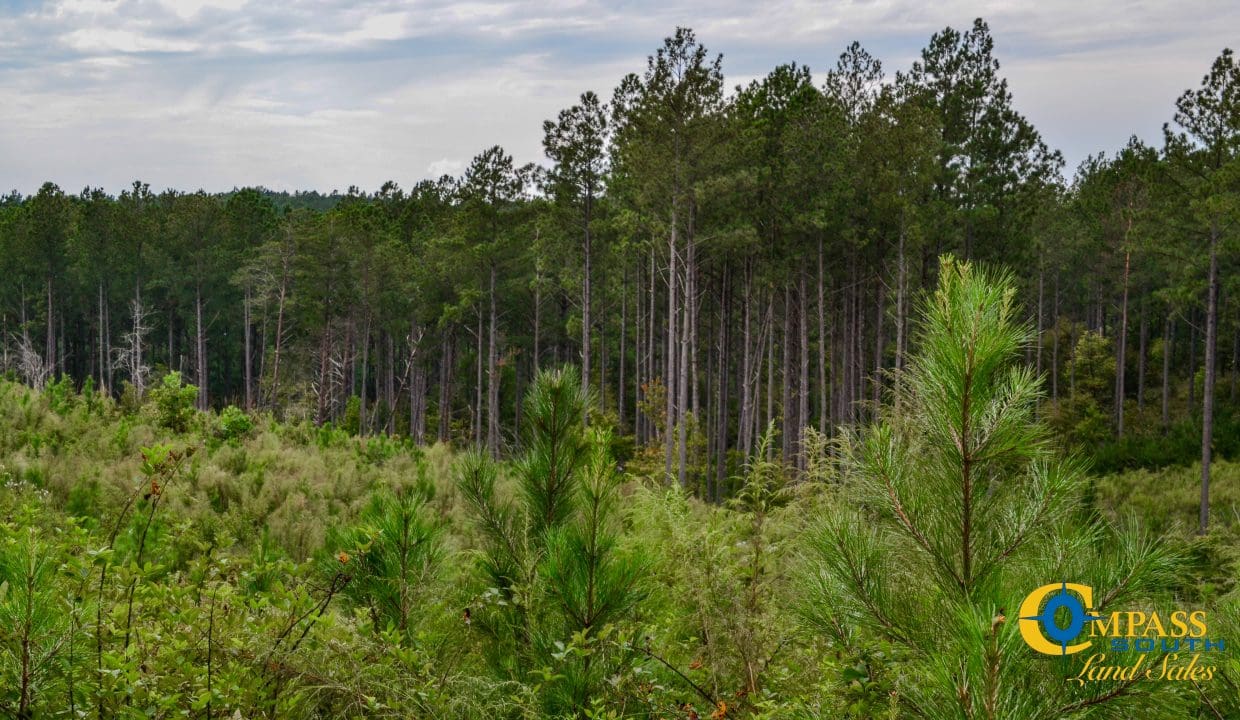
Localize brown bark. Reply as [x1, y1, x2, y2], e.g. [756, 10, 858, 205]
[677, 234, 691, 488]
[243, 288, 253, 410]
[798, 271, 809, 474]
[438, 330, 454, 443]
[1115, 249, 1130, 437]
[196, 284, 207, 410]
[488, 262, 499, 457]
[817, 237, 828, 433]
[665, 211, 678, 481]
[781, 283, 794, 463]
[738, 259, 754, 457]
[619, 265, 627, 428]
[1200, 228, 1219, 534]
[1137, 299, 1147, 410]
[1162, 315, 1173, 430]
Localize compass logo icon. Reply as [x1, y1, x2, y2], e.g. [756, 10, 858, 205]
[1018, 582, 1103, 655]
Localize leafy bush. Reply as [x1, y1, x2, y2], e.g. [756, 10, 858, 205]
[216, 404, 255, 443]
[1089, 408, 1240, 473]
[149, 371, 199, 432]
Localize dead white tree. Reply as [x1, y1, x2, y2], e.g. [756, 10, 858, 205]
[11, 332, 51, 390]
[113, 298, 152, 398]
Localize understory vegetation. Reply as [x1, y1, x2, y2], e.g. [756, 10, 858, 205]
[1, 260, 1237, 719]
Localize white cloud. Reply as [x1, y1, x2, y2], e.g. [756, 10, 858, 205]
[63, 27, 199, 53]
[159, 0, 249, 20]
[0, 0, 1236, 193]
[427, 159, 464, 177]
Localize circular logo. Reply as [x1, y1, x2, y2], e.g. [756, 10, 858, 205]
[1018, 582, 1101, 655]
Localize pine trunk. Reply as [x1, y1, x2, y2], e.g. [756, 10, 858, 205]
[1162, 315, 1173, 430]
[438, 330, 454, 443]
[196, 284, 207, 410]
[243, 287, 253, 410]
[1115, 250, 1130, 437]
[664, 211, 678, 481]
[488, 262, 499, 458]
[1137, 299, 1147, 410]
[1200, 228, 1219, 534]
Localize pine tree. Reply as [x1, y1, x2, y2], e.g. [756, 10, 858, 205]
[801, 256, 1187, 719]
[457, 366, 647, 715]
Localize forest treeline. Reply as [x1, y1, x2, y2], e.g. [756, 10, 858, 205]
[2, 20, 1238, 513]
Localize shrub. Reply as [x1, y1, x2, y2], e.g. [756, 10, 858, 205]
[216, 405, 255, 443]
[149, 372, 199, 433]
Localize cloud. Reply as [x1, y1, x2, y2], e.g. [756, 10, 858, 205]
[427, 159, 464, 177]
[0, 0, 1235, 194]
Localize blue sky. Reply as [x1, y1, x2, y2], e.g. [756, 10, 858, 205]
[1, 0, 1236, 195]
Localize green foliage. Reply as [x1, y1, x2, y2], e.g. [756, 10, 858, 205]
[216, 404, 255, 443]
[1087, 408, 1240, 474]
[342, 395, 361, 436]
[327, 482, 443, 634]
[458, 366, 651, 715]
[800, 257, 1189, 718]
[1047, 331, 1117, 447]
[149, 371, 199, 432]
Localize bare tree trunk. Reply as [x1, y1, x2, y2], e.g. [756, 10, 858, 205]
[648, 244, 657, 444]
[831, 290, 842, 433]
[739, 259, 754, 457]
[689, 237, 700, 426]
[360, 318, 371, 435]
[895, 227, 908, 390]
[488, 262, 499, 457]
[635, 257, 645, 442]
[316, 322, 330, 425]
[196, 283, 207, 410]
[98, 282, 106, 391]
[1162, 315, 1173, 430]
[1188, 311, 1198, 415]
[764, 293, 775, 462]
[104, 289, 112, 392]
[533, 262, 542, 375]
[1115, 250, 1130, 437]
[387, 332, 397, 434]
[855, 275, 865, 424]
[872, 269, 885, 410]
[1137, 299, 1147, 410]
[1035, 263, 1044, 374]
[664, 213, 678, 481]
[715, 266, 730, 500]
[133, 282, 144, 394]
[243, 287, 253, 410]
[677, 237, 691, 489]
[600, 306, 607, 411]
[475, 308, 483, 445]
[781, 283, 794, 463]
[1051, 274, 1060, 402]
[619, 265, 627, 428]
[798, 272, 809, 475]
[410, 321, 427, 444]
[167, 306, 175, 373]
[270, 267, 288, 407]
[581, 211, 592, 395]
[817, 237, 828, 433]
[45, 277, 54, 376]
[438, 330, 454, 443]
[1200, 228, 1219, 534]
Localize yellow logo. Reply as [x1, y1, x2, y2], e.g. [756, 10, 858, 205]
[1018, 582, 1100, 655]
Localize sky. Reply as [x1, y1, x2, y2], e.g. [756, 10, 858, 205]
[0, 0, 1237, 196]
